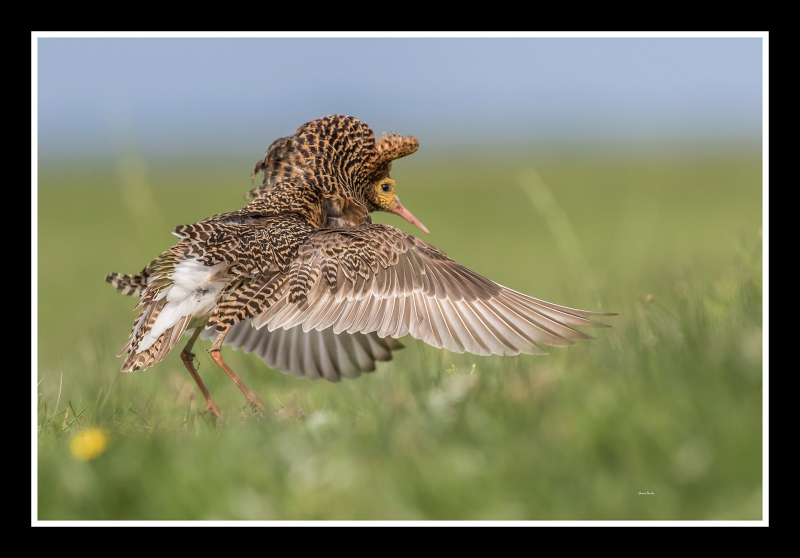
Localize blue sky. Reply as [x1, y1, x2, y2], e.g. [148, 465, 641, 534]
[35, 35, 764, 159]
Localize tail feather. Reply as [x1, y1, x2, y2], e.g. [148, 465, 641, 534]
[106, 271, 149, 297]
[120, 303, 193, 372]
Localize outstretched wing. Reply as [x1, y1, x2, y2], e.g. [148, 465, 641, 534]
[200, 321, 403, 382]
[219, 225, 615, 357]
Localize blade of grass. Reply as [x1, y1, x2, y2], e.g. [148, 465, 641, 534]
[100, 371, 121, 411]
[518, 168, 590, 290]
[68, 400, 80, 427]
[40, 403, 47, 433]
[66, 404, 89, 428]
[52, 363, 63, 422]
[120, 401, 132, 423]
[128, 406, 148, 426]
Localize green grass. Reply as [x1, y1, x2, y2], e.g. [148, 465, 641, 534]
[36, 148, 763, 520]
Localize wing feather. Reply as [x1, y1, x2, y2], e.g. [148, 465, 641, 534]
[247, 225, 614, 358]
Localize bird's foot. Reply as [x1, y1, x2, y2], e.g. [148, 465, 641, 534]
[204, 398, 223, 420]
[243, 396, 267, 417]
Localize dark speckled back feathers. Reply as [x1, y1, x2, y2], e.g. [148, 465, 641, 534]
[248, 115, 419, 211]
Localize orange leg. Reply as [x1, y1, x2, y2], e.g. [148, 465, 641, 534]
[180, 328, 223, 419]
[210, 330, 267, 414]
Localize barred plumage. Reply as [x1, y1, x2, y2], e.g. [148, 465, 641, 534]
[105, 271, 149, 297]
[248, 115, 421, 230]
[248, 225, 616, 357]
[106, 117, 427, 417]
[106, 115, 615, 419]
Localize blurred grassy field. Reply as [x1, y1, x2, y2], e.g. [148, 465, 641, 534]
[36, 146, 763, 521]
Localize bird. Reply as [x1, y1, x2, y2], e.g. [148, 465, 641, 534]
[107, 115, 429, 418]
[107, 115, 616, 419]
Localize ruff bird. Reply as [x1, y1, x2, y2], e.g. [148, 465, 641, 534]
[107, 115, 616, 419]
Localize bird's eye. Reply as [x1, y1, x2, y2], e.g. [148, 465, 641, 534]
[381, 183, 392, 193]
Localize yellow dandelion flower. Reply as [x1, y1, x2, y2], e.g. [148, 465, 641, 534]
[69, 428, 109, 461]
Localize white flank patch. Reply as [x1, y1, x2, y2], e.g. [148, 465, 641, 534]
[137, 259, 228, 353]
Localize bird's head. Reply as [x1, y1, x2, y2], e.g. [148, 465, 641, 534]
[366, 177, 429, 234]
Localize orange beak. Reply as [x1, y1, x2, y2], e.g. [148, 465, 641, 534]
[392, 198, 429, 234]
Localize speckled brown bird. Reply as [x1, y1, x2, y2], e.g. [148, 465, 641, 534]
[107, 115, 429, 417]
[107, 115, 616, 419]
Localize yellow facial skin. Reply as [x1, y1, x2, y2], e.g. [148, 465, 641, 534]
[370, 178, 430, 234]
[373, 178, 398, 212]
